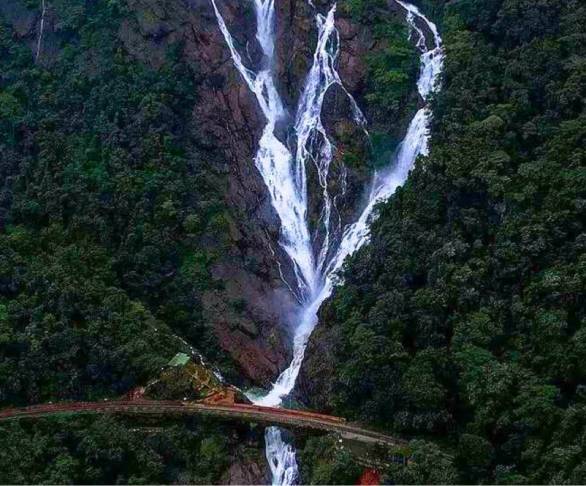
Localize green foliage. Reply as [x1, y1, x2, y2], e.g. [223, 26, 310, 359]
[386, 440, 459, 484]
[365, 22, 418, 115]
[298, 436, 362, 485]
[339, 0, 386, 21]
[318, 0, 586, 483]
[0, 416, 234, 484]
[0, 1, 229, 406]
[0, 91, 22, 120]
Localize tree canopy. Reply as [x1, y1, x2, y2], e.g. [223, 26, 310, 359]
[313, 0, 586, 483]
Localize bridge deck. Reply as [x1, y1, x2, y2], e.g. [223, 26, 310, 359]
[0, 400, 405, 446]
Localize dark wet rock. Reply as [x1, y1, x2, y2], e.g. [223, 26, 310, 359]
[222, 448, 269, 485]
[274, 0, 315, 109]
[0, 0, 415, 392]
[295, 305, 339, 411]
[118, 0, 296, 385]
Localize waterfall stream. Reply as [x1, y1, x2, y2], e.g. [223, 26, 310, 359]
[210, 1, 444, 484]
[35, 0, 46, 61]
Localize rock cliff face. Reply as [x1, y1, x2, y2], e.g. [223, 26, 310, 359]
[221, 450, 270, 485]
[113, 0, 395, 387]
[296, 301, 339, 410]
[117, 0, 299, 386]
[2, 0, 412, 389]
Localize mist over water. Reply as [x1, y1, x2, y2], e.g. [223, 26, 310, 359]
[210, 0, 443, 484]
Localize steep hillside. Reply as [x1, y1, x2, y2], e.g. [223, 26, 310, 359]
[0, 0, 419, 483]
[301, 0, 586, 483]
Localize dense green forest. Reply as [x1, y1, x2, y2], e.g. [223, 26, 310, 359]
[1, 0, 585, 483]
[0, 415, 250, 484]
[0, 2, 257, 482]
[0, 0, 231, 406]
[312, 0, 586, 483]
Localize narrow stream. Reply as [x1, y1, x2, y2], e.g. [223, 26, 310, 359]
[210, 1, 444, 484]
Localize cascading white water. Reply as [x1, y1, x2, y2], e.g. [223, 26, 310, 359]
[264, 426, 299, 485]
[210, 2, 361, 482]
[255, 0, 444, 411]
[35, 0, 46, 61]
[211, 1, 443, 484]
[211, 0, 317, 299]
[294, 5, 367, 276]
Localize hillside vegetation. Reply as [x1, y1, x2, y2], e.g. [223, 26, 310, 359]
[0, 0, 231, 406]
[308, 0, 586, 482]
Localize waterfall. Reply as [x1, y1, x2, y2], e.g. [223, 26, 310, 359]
[294, 5, 366, 276]
[35, 0, 47, 61]
[264, 426, 299, 485]
[211, 1, 443, 484]
[210, 0, 317, 298]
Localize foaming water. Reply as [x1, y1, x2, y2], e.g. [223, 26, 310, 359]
[264, 426, 299, 485]
[257, 0, 444, 412]
[211, 1, 443, 484]
[211, 0, 316, 298]
[294, 5, 366, 276]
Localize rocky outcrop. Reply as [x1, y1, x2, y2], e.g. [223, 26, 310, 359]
[3, 0, 297, 386]
[274, 0, 314, 109]
[117, 0, 299, 386]
[222, 451, 269, 485]
[295, 304, 340, 411]
[2, 0, 417, 391]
